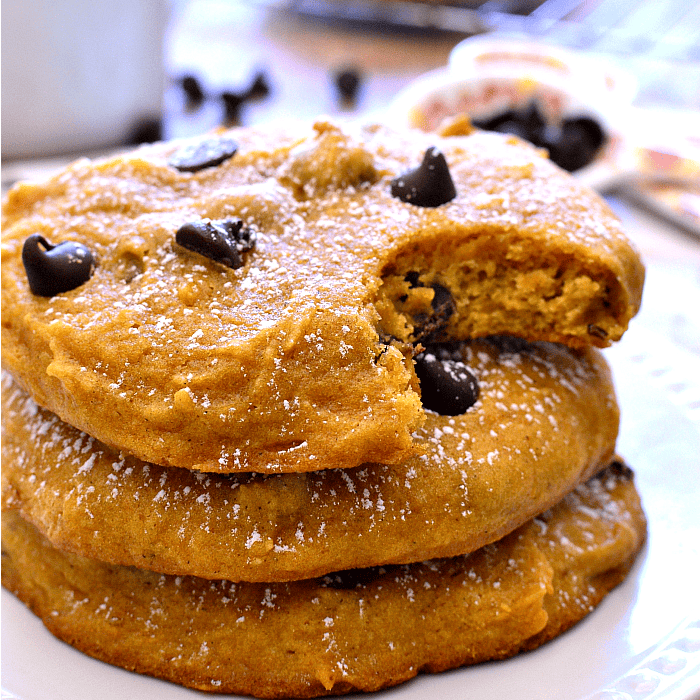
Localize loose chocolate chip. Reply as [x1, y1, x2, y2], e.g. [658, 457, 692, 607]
[181, 74, 205, 109]
[564, 116, 605, 151]
[472, 109, 519, 132]
[489, 119, 533, 142]
[412, 283, 456, 343]
[335, 67, 362, 104]
[127, 117, 162, 145]
[22, 234, 95, 297]
[219, 73, 271, 126]
[482, 101, 548, 147]
[548, 117, 606, 172]
[414, 348, 479, 415]
[391, 147, 457, 208]
[168, 136, 239, 172]
[246, 71, 271, 101]
[175, 219, 255, 269]
[519, 100, 548, 146]
[221, 91, 247, 126]
[473, 101, 606, 172]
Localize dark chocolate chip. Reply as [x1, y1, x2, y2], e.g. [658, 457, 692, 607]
[489, 119, 533, 142]
[404, 271, 421, 287]
[22, 234, 95, 297]
[472, 109, 519, 132]
[168, 136, 239, 172]
[181, 74, 205, 108]
[607, 459, 634, 481]
[335, 67, 362, 104]
[564, 116, 605, 151]
[519, 100, 548, 146]
[246, 71, 271, 101]
[391, 147, 457, 208]
[221, 91, 247, 126]
[323, 566, 385, 590]
[127, 117, 162, 145]
[412, 283, 456, 343]
[548, 117, 606, 172]
[414, 349, 479, 415]
[175, 219, 255, 269]
[587, 324, 608, 339]
[473, 101, 606, 172]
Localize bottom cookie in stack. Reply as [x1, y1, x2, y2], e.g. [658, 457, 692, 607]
[2, 463, 645, 698]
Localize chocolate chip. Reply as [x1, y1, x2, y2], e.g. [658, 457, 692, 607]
[587, 324, 608, 339]
[246, 70, 271, 101]
[221, 91, 247, 126]
[548, 117, 606, 172]
[564, 116, 605, 150]
[323, 566, 385, 590]
[219, 72, 271, 126]
[391, 147, 457, 208]
[175, 219, 255, 269]
[472, 109, 518, 132]
[334, 67, 362, 104]
[127, 117, 162, 145]
[168, 136, 238, 172]
[489, 119, 533, 142]
[22, 234, 95, 297]
[180, 74, 205, 109]
[473, 101, 606, 172]
[607, 459, 634, 481]
[412, 283, 456, 343]
[415, 348, 479, 415]
[519, 101, 548, 146]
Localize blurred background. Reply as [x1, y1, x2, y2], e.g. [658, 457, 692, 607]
[2, 0, 699, 228]
[3, 0, 699, 144]
[1, 0, 698, 237]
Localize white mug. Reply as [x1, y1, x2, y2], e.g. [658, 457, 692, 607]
[2, 0, 168, 159]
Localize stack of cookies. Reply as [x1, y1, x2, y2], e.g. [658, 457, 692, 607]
[2, 116, 647, 697]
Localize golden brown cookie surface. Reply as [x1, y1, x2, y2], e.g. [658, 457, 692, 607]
[1, 120, 643, 473]
[2, 336, 619, 582]
[1, 464, 647, 698]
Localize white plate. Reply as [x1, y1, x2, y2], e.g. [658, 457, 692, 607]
[3, 326, 700, 700]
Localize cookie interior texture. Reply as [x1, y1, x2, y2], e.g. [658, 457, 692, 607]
[2, 334, 619, 582]
[1, 464, 646, 698]
[1, 119, 644, 474]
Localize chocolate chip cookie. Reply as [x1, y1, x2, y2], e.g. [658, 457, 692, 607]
[1, 120, 644, 474]
[1, 463, 646, 697]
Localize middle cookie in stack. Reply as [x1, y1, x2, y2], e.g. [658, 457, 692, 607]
[2, 335, 619, 583]
[1, 117, 646, 697]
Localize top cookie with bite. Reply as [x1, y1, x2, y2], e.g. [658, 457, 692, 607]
[1, 118, 644, 474]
